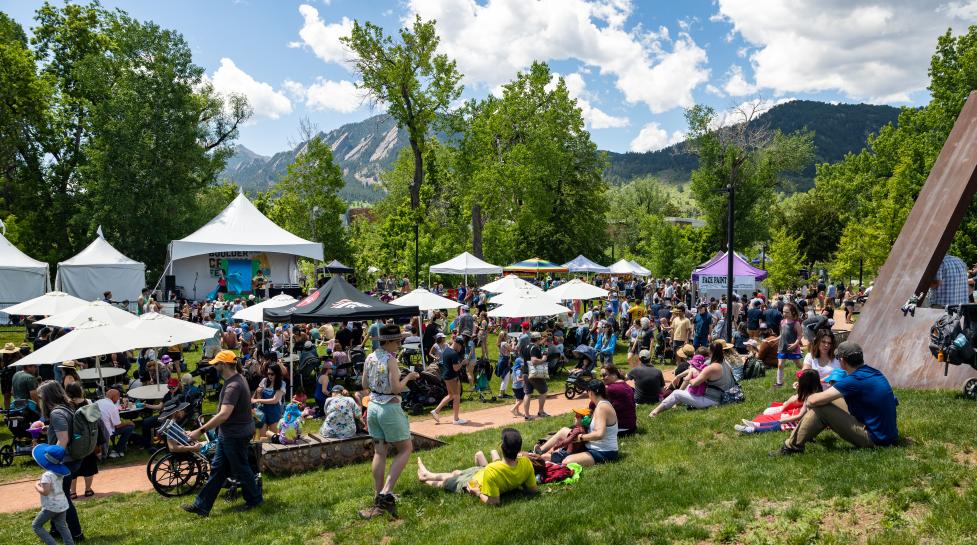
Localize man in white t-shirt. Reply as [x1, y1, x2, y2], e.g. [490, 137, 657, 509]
[95, 389, 135, 458]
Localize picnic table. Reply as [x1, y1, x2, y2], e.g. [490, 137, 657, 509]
[127, 385, 169, 400]
[77, 367, 126, 381]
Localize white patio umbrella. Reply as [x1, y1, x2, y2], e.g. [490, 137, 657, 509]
[490, 284, 557, 305]
[2, 291, 88, 316]
[487, 287, 571, 318]
[480, 274, 533, 294]
[13, 319, 139, 393]
[38, 300, 137, 328]
[546, 278, 609, 301]
[391, 288, 462, 363]
[123, 312, 221, 347]
[232, 294, 297, 322]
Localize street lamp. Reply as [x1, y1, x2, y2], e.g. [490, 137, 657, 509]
[715, 183, 734, 342]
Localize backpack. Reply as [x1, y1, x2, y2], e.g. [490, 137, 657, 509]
[929, 311, 963, 361]
[740, 356, 766, 380]
[56, 403, 102, 460]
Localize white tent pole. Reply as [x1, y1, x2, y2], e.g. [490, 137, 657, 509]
[288, 328, 294, 394]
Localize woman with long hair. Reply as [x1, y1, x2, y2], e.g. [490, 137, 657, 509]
[37, 382, 84, 541]
[650, 340, 736, 416]
[252, 363, 286, 438]
[802, 329, 841, 383]
[64, 382, 98, 500]
[773, 303, 804, 388]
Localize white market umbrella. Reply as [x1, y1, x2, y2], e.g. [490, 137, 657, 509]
[232, 294, 297, 322]
[123, 312, 221, 347]
[38, 300, 137, 328]
[490, 285, 557, 306]
[2, 291, 88, 317]
[390, 288, 461, 312]
[487, 287, 571, 318]
[546, 278, 609, 301]
[480, 274, 533, 294]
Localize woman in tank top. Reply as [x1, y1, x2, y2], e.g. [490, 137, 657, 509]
[774, 303, 804, 388]
[651, 341, 735, 416]
[537, 380, 620, 467]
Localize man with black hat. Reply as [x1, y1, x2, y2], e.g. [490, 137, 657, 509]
[772, 341, 899, 456]
[359, 323, 419, 519]
[181, 350, 262, 516]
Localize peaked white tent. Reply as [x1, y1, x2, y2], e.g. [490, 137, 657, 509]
[55, 233, 145, 301]
[0, 231, 50, 315]
[165, 193, 323, 300]
[608, 259, 643, 276]
[628, 260, 651, 276]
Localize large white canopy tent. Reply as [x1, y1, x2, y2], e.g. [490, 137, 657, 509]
[608, 259, 644, 276]
[55, 231, 145, 302]
[0, 230, 50, 322]
[429, 251, 502, 288]
[164, 192, 323, 300]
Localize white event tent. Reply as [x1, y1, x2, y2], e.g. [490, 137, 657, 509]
[429, 251, 502, 287]
[55, 231, 145, 301]
[608, 259, 644, 276]
[0, 231, 50, 317]
[164, 192, 323, 300]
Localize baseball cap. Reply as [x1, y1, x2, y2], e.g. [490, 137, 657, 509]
[521, 321, 530, 329]
[530, 331, 542, 340]
[435, 332, 445, 339]
[836, 341, 862, 360]
[210, 350, 237, 365]
[638, 349, 651, 361]
[454, 336, 466, 345]
[330, 385, 345, 393]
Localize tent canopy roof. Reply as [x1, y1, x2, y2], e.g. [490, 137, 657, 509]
[504, 258, 568, 273]
[60, 235, 143, 269]
[170, 193, 323, 261]
[562, 255, 609, 274]
[321, 259, 353, 274]
[429, 251, 502, 275]
[691, 251, 768, 281]
[264, 274, 418, 323]
[0, 231, 47, 272]
[608, 259, 643, 275]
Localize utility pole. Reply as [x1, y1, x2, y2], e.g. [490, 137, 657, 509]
[725, 182, 735, 342]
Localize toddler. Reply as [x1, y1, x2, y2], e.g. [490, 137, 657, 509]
[32, 444, 74, 545]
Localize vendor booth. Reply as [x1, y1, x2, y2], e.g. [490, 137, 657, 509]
[691, 251, 767, 297]
[165, 193, 323, 300]
[0, 231, 50, 315]
[55, 231, 145, 302]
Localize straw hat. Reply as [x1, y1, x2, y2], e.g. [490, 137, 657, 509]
[378, 324, 407, 342]
[0, 343, 18, 354]
[59, 360, 78, 370]
[678, 344, 695, 359]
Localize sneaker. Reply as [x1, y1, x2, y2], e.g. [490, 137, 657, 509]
[358, 495, 386, 520]
[772, 382, 784, 389]
[380, 493, 398, 518]
[453, 418, 468, 425]
[430, 410, 440, 423]
[180, 503, 209, 517]
[108, 451, 123, 459]
[768, 445, 803, 457]
[734, 424, 755, 434]
[498, 393, 511, 399]
[537, 412, 551, 418]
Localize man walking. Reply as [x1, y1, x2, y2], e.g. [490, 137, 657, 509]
[772, 341, 899, 456]
[182, 350, 262, 516]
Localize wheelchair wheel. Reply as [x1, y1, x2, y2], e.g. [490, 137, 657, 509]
[150, 453, 207, 497]
[565, 383, 577, 399]
[0, 444, 13, 467]
[964, 378, 977, 400]
[145, 448, 170, 481]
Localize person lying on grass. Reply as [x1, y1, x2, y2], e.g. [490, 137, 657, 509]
[535, 380, 619, 466]
[417, 428, 537, 505]
[735, 369, 822, 434]
[771, 341, 899, 456]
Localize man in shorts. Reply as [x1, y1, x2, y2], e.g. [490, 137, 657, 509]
[416, 428, 537, 505]
[522, 332, 550, 419]
[359, 324, 419, 519]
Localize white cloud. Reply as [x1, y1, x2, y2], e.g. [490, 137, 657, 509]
[722, 65, 758, 97]
[554, 72, 630, 129]
[284, 78, 366, 113]
[716, 0, 977, 103]
[705, 84, 724, 97]
[290, 4, 353, 67]
[209, 58, 292, 119]
[407, 0, 710, 113]
[629, 122, 685, 152]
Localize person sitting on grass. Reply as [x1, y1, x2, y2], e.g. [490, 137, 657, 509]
[735, 369, 822, 434]
[772, 341, 899, 456]
[650, 341, 736, 417]
[597, 365, 636, 436]
[536, 380, 619, 466]
[417, 428, 537, 505]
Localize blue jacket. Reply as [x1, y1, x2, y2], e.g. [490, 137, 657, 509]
[595, 332, 617, 356]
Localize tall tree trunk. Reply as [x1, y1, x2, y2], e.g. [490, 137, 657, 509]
[471, 201, 484, 258]
[409, 135, 423, 287]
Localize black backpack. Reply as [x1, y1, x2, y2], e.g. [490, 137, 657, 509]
[740, 356, 766, 380]
[929, 312, 962, 361]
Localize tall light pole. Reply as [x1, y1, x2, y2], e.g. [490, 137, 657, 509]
[715, 183, 735, 342]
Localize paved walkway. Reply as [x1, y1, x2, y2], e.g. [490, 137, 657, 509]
[1, 310, 853, 514]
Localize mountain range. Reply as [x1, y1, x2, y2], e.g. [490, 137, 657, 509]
[220, 100, 901, 202]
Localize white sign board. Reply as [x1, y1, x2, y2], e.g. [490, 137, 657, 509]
[697, 275, 756, 291]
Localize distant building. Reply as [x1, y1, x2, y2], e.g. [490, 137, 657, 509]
[664, 217, 706, 228]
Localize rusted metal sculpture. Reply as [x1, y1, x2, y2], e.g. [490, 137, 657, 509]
[849, 92, 977, 389]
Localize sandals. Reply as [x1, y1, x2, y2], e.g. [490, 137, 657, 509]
[84, 490, 94, 497]
[69, 492, 78, 500]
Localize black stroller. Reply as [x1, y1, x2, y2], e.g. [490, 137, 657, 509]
[0, 400, 45, 467]
[565, 345, 597, 399]
[929, 304, 977, 399]
[401, 369, 448, 415]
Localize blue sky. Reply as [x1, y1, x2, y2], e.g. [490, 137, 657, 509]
[4, 0, 976, 156]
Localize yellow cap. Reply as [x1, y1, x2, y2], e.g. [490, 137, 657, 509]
[210, 350, 237, 365]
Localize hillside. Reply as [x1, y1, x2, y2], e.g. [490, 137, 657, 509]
[604, 100, 901, 190]
[220, 100, 901, 201]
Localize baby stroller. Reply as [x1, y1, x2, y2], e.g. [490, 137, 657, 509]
[400, 369, 448, 415]
[929, 304, 977, 399]
[654, 327, 673, 366]
[148, 417, 261, 498]
[295, 351, 322, 397]
[469, 358, 496, 402]
[0, 400, 45, 467]
[565, 345, 597, 399]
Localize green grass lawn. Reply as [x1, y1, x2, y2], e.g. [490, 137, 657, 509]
[2, 323, 977, 543]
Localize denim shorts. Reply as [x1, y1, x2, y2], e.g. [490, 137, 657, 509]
[262, 403, 283, 425]
[777, 352, 803, 360]
[366, 401, 411, 443]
